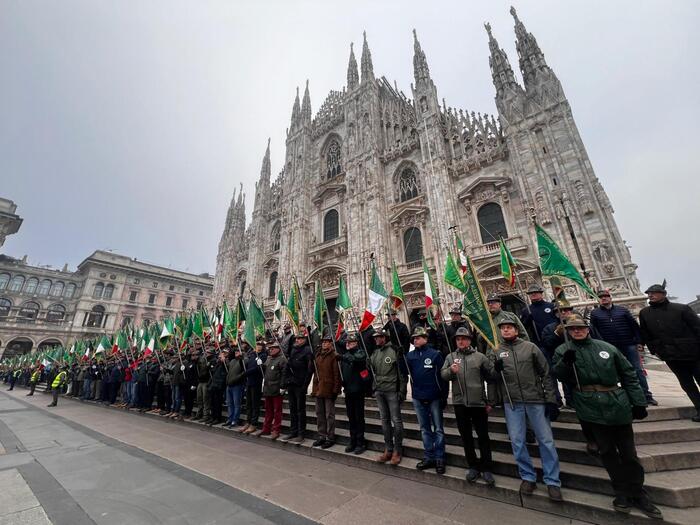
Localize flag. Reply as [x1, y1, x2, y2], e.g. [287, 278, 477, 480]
[115, 331, 128, 353]
[286, 276, 302, 330]
[536, 224, 596, 299]
[444, 251, 467, 293]
[359, 263, 388, 331]
[499, 238, 517, 287]
[335, 276, 352, 340]
[192, 310, 204, 339]
[422, 257, 437, 309]
[274, 287, 286, 321]
[96, 335, 111, 354]
[313, 281, 328, 334]
[160, 318, 174, 340]
[462, 256, 498, 349]
[243, 296, 265, 347]
[390, 262, 405, 310]
[144, 336, 154, 357]
[455, 233, 468, 273]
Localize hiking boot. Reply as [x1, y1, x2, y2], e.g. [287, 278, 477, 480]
[416, 459, 436, 471]
[321, 439, 334, 449]
[547, 485, 563, 502]
[238, 424, 251, 433]
[519, 480, 536, 495]
[390, 450, 402, 465]
[292, 435, 304, 444]
[270, 431, 280, 440]
[633, 496, 663, 519]
[466, 468, 480, 483]
[612, 496, 632, 514]
[376, 450, 392, 463]
[312, 438, 326, 447]
[435, 460, 445, 475]
[243, 425, 257, 434]
[482, 471, 495, 486]
[344, 442, 356, 453]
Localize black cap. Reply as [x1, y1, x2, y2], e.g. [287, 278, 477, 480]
[486, 293, 501, 303]
[645, 284, 667, 294]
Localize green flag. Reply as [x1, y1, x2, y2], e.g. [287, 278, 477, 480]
[462, 256, 498, 349]
[335, 276, 352, 340]
[192, 310, 204, 339]
[499, 238, 517, 287]
[243, 297, 265, 347]
[160, 318, 174, 340]
[444, 251, 467, 293]
[536, 224, 596, 299]
[313, 281, 328, 334]
[390, 261, 405, 310]
[286, 276, 302, 331]
[274, 287, 286, 321]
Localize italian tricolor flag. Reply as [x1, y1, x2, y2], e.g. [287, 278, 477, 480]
[359, 263, 388, 331]
[422, 257, 437, 309]
[96, 335, 111, 354]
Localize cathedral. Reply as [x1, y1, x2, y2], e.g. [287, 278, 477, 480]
[213, 7, 643, 324]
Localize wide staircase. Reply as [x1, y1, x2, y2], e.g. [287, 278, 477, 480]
[30, 382, 700, 525]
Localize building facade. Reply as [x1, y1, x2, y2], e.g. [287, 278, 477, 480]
[213, 8, 644, 323]
[0, 250, 213, 359]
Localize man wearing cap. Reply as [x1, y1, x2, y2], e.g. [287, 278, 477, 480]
[311, 334, 342, 448]
[224, 345, 245, 428]
[640, 284, 700, 422]
[441, 326, 496, 485]
[240, 340, 267, 433]
[492, 318, 563, 501]
[257, 340, 287, 439]
[281, 331, 314, 443]
[590, 290, 657, 406]
[445, 305, 468, 347]
[383, 310, 410, 354]
[338, 332, 369, 454]
[406, 327, 448, 473]
[280, 323, 294, 357]
[553, 316, 661, 518]
[520, 284, 558, 347]
[540, 300, 576, 408]
[369, 329, 408, 465]
[47, 365, 69, 407]
[485, 294, 529, 345]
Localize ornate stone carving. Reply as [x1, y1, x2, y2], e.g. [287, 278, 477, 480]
[535, 192, 552, 224]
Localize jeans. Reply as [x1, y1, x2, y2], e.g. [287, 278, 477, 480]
[619, 345, 653, 400]
[129, 380, 139, 407]
[171, 384, 183, 414]
[375, 390, 403, 452]
[665, 359, 700, 409]
[454, 405, 492, 470]
[196, 382, 210, 418]
[588, 422, 645, 498]
[82, 378, 92, 399]
[226, 384, 244, 424]
[262, 395, 283, 434]
[504, 403, 561, 486]
[412, 398, 445, 461]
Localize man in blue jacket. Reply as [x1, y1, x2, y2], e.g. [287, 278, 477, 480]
[520, 283, 558, 348]
[406, 327, 447, 474]
[590, 289, 657, 406]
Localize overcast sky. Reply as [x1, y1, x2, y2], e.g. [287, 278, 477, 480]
[1, 0, 699, 301]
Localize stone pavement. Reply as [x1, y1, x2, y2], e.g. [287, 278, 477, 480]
[0, 390, 594, 525]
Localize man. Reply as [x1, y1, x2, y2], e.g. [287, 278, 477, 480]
[207, 349, 227, 426]
[590, 289, 658, 406]
[312, 334, 342, 448]
[553, 316, 662, 519]
[541, 301, 576, 408]
[7, 367, 20, 391]
[280, 323, 295, 357]
[369, 329, 407, 465]
[485, 294, 529, 345]
[257, 340, 287, 439]
[445, 305, 469, 347]
[492, 319, 563, 501]
[194, 347, 212, 420]
[640, 284, 700, 422]
[406, 327, 447, 474]
[224, 345, 245, 428]
[441, 327, 496, 485]
[281, 331, 314, 443]
[47, 365, 68, 407]
[240, 340, 266, 433]
[383, 310, 410, 354]
[182, 350, 198, 418]
[27, 366, 41, 396]
[339, 332, 369, 454]
[520, 283, 557, 347]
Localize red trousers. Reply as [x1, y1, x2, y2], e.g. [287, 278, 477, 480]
[262, 395, 283, 433]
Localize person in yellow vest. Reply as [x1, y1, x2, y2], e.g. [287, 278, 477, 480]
[27, 366, 42, 396]
[48, 365, 68, 407]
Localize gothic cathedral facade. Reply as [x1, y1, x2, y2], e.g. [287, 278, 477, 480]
[213, 8, 643, 323]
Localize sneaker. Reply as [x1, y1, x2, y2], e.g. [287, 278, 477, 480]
[633, 496, 663, 520]
[612, 496, 632, 514]
[482, 471, 495, 486]
[390, 450, 402, 465]
[435, 460, 445, 475]
[519, 480, 536, 495]
[344, 443, 356, 453]
[547, 485, 563, 502]
[312, 438, 326, 447]
[321, 439, 334, 449]
[647, 397, 659, 407]
[416, 459, 436, 471]
[466, 468, 480, 483]
[376, 450, 392, 463]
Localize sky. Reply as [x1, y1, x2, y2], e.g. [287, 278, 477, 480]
[1, 0, 699, 301]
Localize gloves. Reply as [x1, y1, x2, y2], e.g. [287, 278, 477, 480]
[545, 403, 560, 422]
[494, 359, 505, 373]
[398, 392, 406, 402]
[632, 406, 648, 420]
[255, 358, 263, 366]
[563, 349, 577, 365]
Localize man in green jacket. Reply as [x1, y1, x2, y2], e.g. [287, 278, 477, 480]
[553, 316, 662, 519]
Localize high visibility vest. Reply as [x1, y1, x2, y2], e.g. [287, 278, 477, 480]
[31, 370, 41, 383]
[52, 371, 67, 389]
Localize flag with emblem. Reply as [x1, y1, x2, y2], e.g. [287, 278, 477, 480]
[444, 251, 467, 293]
[536, 224, 596, 299]
[462, 256, 498, 349]
[274, 287, 286, 321]
[335, 276, 352, 340]
[359, 262, 388, 331]
[454, 233, 468, 273]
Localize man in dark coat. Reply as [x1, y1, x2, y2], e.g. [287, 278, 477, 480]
[281, 332, 314, 443]
[338, 332, 370, 454]
[383, 310, 410, 354]
[639, 284, 700, 422]
[520, 283, 558, 348]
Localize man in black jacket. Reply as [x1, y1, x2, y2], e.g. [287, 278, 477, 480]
[383, 310, 410, 354]
[281, 332, 314, 443]
[640, 284, 700, 422]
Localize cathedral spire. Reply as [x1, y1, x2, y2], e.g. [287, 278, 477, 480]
[485, 22, 520, 98]
[412, 29, 431, 86]
[360, 31, 374, 84]
[260, 138, 271, 182]
[301, 80, 311, 123]
[510, 6, 550, 88]
[347, 42, 359, 90]
[290, 87, 300, 128]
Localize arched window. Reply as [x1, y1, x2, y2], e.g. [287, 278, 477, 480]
[37, 279, 51, 296]
[0, 273, 9, 290]
[8, 275, 25, 292]
[399, 168, 419, 202]
[325, 139, 342, 180]
[46, 304, 66, 323]
[85, 305, 105, 327]
[24, 277, 39, 294]
[323, 209, 339, 242]
[50, 281, 64, 297]
[93, 282, 104, 299]
[0, 298, 11, 317]
[403, 227, 424, 264]
[103, 284, 114, 299]
[268, 271, 278, 298]
[271, 222, 281, 252]
[477, 202, 508, 244]
[18, 301, 39, 321]
[64, 283, 76, 298]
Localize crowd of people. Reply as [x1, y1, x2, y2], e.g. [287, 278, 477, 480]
[4, 283, 700, 520]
